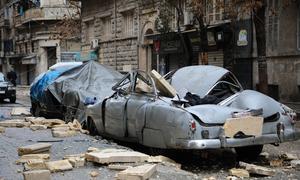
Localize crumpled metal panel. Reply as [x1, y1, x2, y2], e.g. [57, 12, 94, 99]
[171, 65, 228, 98]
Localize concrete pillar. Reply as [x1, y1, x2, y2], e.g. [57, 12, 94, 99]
[37, 47, 48, 77]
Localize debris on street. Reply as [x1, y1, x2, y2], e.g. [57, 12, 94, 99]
[0, 126, 5, 133]
[23, 170, 51, 180]
[228, 168, 250, 178]
[18, 143, 52, 156]
[281, 153, 298, 161]
[108, 164, 133, 171]
[24, 159, 47, 171]
[29, 124, 47, 131]
[291, 160, 300, 169]
[239, 161, 276, 176]
[0, 119, 30, 128]
[116, 164, 157, 180]
[269, 159, 284, 167]
[16, 154, 50, 164]
[45, 160, 73, 172]
[63, 154, 85, 168]
[11, 107, 31, 116]
[85, 150, 149, 164]
[89, 170, 99, 177]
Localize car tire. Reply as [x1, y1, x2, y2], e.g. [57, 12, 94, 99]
[235, 145, 263, 160]
[32, 103, 41, 117]
[9, 97, 16, 103]
[87, 117, 98, 136]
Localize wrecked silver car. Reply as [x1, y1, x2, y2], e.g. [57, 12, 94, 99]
[85, 65, 300, 158]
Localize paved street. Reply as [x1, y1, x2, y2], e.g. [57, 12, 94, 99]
[0, 87, 300, 180]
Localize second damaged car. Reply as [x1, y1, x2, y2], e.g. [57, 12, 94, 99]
[85, 65, 300, 158]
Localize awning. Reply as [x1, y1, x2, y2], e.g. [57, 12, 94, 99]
[22, 54, 37, 64]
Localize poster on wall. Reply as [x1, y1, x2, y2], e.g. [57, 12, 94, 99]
[237, 29, 248, 46]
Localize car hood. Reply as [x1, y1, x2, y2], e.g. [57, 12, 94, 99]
[170, 65, 229, 98]
[185, 105, 243, 125]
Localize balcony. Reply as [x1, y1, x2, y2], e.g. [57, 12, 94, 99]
[15, 6, 79, 27]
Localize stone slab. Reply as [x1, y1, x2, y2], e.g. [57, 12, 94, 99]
[24, 159, 46, 171]
[85, 151, 149, 164]
[239, 162, 276, 176]
[23, 170, 51, 180]
[18, 143, 52, 156]
[45, 160, 73, 172]
[117, 164, 157, 180]
[0, 119, 31, 128]
[229, 168, 250, 178]
[11, 107, 31, 116]
[16, 154, 50, 164]
[30, 125, 47, 131]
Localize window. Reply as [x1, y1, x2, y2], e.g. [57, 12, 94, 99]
[172, 0, 185, 30]
[103, 17, 112, 37]
[85, 20, 94, 43]
[267, 0, 280, 50]
[206, 0, 223, 24]
[123, 12, 134, 36]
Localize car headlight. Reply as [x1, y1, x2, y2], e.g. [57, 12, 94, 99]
[8, 86, 16, 90]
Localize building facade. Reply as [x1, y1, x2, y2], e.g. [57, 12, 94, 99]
[81, 0, 300, 102]
[0, 0, 81, 85]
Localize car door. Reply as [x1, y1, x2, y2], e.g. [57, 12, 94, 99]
[103, 73, 132, 138]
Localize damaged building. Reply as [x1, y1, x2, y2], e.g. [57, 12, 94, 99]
[80, 0, 300, 102]
[0, 0, 81, 85]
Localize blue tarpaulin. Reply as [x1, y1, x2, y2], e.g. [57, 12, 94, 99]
[30, 65, 80, 103]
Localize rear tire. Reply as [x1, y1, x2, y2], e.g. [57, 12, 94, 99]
[235, 145, 263, 160]
[87, 117, 98, 136]
[10, 97, 16, 103]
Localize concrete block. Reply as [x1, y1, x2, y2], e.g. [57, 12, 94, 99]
[63, 155, 85, 168]
[87, 147, 100, 152]
[108, 164, 133, 170]
[18, 143, 52, 156]
[23, 170, 51, 180]
[291, 160, 300, 169]
[117, 164, 157, 180]
[85, 150, 149, 164]
[229, 168, 250, 178]
[281, 153, 298, 160]
[147, 155, 176, 164]
[0, 119, 31, 128]
[16, 154, 50, 164]
[11, 107, 31, 116]
[52, 130, 77, 138]
[0, 126, 5, 133]
[30, 125, 47, 131]
[45, 160, 73, 172]
[24, 159, 46, 171]
[239, 162, 276, 176]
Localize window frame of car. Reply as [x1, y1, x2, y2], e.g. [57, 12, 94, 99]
[112, 71, 158, 98]
[205, 72, 243, 97]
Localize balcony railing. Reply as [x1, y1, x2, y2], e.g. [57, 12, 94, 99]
[15, 6, 79, 26]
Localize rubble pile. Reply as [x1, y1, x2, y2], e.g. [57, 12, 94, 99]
[0, 117, 89, 138]
[15, 142, 178, 180]
[227, 152, 300, 178]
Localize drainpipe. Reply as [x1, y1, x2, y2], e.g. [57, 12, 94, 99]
[114, 0, 117, 70]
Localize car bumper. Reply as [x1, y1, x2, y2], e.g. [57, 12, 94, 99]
[176, 129, 300, 149]
[0, 90, 16, 98]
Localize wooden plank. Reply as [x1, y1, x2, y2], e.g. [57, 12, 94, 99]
[18, 143, 52, 156]
[85, 151, 149, 164]
[45, 160, 73, 172]
[150, 70, 177, 98]
[23, 170, 51, 180]
[117, 164, 157, 180]
[223, 116, 263, 138]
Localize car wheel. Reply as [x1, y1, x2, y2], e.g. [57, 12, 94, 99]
[87, 117, 98, 136]
[33, 103, 41, 117]
[235, 145, 263, 160]
[9, 97, 16, 103]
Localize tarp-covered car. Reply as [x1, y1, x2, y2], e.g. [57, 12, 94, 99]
[85, 65, 300, 158]
[0, 72, 16, 103]
[30, 61, 123, 122]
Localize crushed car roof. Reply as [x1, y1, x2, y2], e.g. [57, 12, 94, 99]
[171, 65, 229, 98]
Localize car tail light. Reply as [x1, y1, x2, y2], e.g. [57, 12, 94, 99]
[189, 120, 196, 132]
